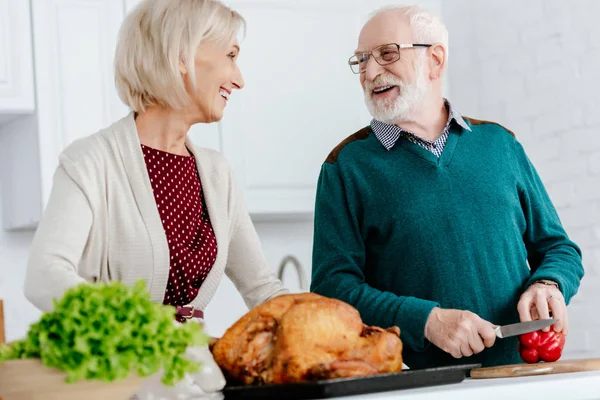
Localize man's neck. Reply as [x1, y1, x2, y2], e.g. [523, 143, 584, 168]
[395, 97, 448, 142]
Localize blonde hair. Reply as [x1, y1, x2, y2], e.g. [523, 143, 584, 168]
[114, 0, 245, 112]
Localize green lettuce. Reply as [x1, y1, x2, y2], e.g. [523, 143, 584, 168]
[0, 279, 209, 386]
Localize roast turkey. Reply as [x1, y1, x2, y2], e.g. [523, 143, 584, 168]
[211, 292, 403, 384]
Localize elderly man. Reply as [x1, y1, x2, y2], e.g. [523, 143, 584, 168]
[310, 4, 584, 369]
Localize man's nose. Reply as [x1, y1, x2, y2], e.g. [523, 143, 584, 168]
[364, 56, 384, 82]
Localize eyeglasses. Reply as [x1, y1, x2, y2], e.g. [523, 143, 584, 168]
[348, 43, 432, 74]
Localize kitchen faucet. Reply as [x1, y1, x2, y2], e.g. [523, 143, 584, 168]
[277, 255, 308, 292]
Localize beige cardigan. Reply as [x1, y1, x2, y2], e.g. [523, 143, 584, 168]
[24, 112, 288, 315]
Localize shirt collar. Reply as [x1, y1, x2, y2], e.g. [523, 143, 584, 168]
[370, 99, 472, 151]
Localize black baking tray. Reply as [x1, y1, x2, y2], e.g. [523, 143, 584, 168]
[222, 363, 481, 399]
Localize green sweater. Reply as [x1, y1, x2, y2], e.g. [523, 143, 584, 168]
[310, 118, 584, 369]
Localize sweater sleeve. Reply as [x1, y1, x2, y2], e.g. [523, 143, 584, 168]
[514, 141, 584, 303]
[23, 162, 91, 312]
[311, 162, 439, 352]
[224, 163, 288, 309]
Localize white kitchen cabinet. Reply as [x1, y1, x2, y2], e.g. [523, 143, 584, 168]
[32, 0, 128, 209]
[0, 0, 35, 120]
[0, 0, 128, 230]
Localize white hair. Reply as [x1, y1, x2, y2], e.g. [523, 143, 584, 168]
[114, 0, 246, 112]
[368, 4, 449, 57]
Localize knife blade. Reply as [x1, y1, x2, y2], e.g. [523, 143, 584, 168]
[495, 319, 558, 338]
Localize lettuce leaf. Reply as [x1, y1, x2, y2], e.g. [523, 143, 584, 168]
[0, 280, 208, 386]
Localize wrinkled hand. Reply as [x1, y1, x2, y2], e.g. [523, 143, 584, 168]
[518, 282, 567, 335]
[424, 308, 497, 358]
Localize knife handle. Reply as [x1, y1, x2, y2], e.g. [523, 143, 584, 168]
[494, 326, 503, 339]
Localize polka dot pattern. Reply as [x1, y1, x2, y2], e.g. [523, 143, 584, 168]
[141, 144, 218, 318]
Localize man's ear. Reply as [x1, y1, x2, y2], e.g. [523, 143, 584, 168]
[429, 44, 447, 80]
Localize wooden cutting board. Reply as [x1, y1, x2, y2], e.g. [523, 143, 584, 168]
[470, 358, 600, 379]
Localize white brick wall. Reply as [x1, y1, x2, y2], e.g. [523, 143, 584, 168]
[445, 0, 600, 357]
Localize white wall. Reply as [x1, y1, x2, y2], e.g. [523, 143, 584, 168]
[445, 0, 600, 358]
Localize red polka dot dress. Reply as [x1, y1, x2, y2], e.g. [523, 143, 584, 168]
[141, 144, 217, 320]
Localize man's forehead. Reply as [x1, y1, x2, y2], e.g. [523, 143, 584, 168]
[355, 36, 412, 54]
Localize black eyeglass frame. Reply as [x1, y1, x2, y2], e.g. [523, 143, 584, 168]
[348, 43, 432, 74]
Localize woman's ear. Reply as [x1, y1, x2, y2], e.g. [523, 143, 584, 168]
[429, 44, 446, 80]
[179, 61, 188, 76]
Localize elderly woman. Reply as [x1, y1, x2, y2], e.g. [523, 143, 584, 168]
[23, 0, 287, 394]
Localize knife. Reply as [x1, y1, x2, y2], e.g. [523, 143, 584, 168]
[494, 319, 558, 338]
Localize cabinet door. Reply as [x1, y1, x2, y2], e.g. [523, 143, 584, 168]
[31, 0, 128, 206]
[0, 0, 35, 117]
[220, 0, 371, 218]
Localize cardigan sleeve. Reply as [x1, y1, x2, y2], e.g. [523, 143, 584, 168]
[23, 162, 92, 312]
[223, 163, 289, 309]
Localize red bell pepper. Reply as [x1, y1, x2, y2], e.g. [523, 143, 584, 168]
[518, 330, 566, 363]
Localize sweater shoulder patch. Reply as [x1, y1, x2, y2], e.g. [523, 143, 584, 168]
[325, 126, 371, 164]
[463, 116, 516, 137]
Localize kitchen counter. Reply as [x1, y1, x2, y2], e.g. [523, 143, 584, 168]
[335, 371, 600, 400]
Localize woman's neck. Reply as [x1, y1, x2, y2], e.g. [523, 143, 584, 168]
[134, 106, 194, 156]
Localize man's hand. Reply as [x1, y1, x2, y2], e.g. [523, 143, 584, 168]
[424, 307, 497, 358]
[518, 281, 567, 335]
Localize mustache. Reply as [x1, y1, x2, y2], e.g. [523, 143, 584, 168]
[364, 73, 404, 92]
